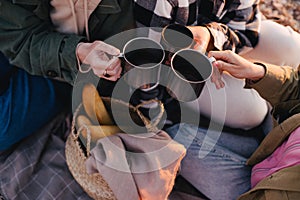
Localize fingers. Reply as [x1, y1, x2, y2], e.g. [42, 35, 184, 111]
[104, 66, 122, 81]
[78, 41, 122, 81]
[76, 41, 120, 65]
[213, 60, 234, 72]
[211, 77, 225, 89]
[92, 57, 122, 81]
[209, 51, 238, 76]
[208, 50, 234, 62]
[101, 57, 122, 81]
[210, 65, 225, 89]
[93, 41, 120, 56]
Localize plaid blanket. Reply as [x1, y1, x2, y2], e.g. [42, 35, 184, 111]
[0, 112, 92, 200]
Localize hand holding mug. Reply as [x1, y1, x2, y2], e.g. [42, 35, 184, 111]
[187, 26, 213, 52]
[187, 26, 224, 89]
[209, 50, 266, 85]
[76, 41, 122, 81]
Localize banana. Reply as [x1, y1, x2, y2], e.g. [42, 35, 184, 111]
[82, 83, 114, 125]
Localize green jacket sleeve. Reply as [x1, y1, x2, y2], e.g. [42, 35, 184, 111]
[0, 0, 86, 85]
[247, 63, 300, 107]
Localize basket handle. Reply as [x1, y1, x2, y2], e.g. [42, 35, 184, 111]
[71, 100, 165, 156]
[71, 103, 82, 141]
[77, 125, 93, 156]
[134, 99, 164, 133]
[71, 103, 93, 156]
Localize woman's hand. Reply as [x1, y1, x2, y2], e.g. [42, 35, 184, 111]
[187, 26, 213, 52]
[76, 41, 122, 81]
[187, 26, 225, 89]
[209, 50, 266, 87]
[210, 63, 225, 89]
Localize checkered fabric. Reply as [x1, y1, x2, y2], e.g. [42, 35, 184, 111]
[134, 0, 261, 54]
[0, 113, 92, 200]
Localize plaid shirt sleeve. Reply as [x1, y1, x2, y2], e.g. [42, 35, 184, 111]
[134, 0, 261, 54]
[202, 0, 261, 54]
[134, 0, 196, 40]
[134, 0, 195, 26]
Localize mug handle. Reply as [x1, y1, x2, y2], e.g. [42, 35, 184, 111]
[117, 53, 124, 58]
[78, 63, 92, 73]
[208, 56, 216, 63]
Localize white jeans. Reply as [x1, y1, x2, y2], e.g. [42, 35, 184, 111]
[175, 20, 300, 199]
[186, 20, 300, 130]
[242, 20, 300, 69]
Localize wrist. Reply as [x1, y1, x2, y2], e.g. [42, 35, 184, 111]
[246, 62, 266, 83]
[76, 42, 87, 72]
[76, 42, 85, 62]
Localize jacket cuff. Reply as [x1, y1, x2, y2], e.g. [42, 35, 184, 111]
[244, 62, 266, 88]
[245, 63, 287, 98]
[40, 34, 86, 85]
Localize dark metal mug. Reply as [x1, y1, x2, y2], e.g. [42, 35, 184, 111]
[166, 49, 215, 102]
[161, 24, 194, 64]
[122, 37, 165, 89]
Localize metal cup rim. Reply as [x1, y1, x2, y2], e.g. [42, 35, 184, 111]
[122, 37, 165, 69]
[161, 24, 194, 50]
[170, 48, 213, 84]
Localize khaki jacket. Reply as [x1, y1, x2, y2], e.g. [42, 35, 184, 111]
[239, 64, 300, 200]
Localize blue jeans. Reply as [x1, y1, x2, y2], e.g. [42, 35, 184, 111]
[0, 53, 71, 151]
[166, 123, 265, 200]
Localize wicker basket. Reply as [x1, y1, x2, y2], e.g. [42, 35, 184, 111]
[65, 97, 164, 200]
